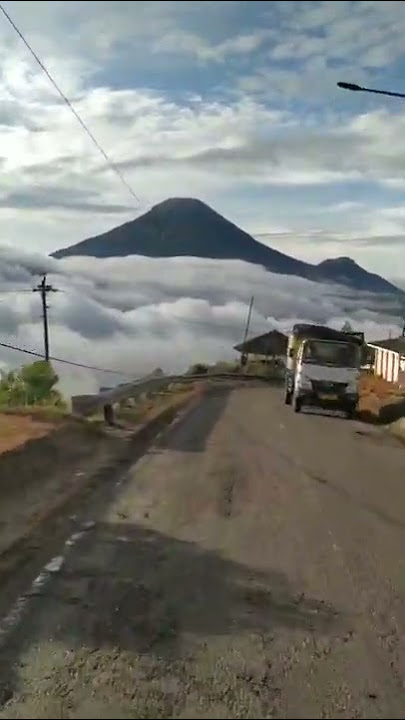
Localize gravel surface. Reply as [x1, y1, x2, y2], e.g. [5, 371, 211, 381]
[0, 385, 405, 719]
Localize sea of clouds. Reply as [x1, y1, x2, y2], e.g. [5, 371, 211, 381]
[0, 245, 402, 398]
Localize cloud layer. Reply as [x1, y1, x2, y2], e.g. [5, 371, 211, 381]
[0, 246, 402, 397]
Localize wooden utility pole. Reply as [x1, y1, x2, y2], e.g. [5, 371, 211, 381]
[240, 295, 254, 367]
[32, 274, 58, 361]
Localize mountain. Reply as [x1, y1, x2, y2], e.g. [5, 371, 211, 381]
[52, 198, 402, 296]
[314, 257, 399, 294]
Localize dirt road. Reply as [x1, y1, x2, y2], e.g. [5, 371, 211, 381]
[1, 385, 405, 718]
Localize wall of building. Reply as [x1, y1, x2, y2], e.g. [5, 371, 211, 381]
[374, 347, 405, 384]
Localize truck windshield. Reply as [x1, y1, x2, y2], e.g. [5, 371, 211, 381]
[302, 340, 359, 368]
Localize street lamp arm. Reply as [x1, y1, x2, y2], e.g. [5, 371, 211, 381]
[337, 81, 405, 100]
[337, 82, 362, 91]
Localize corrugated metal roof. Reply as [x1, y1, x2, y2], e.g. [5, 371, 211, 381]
[234, 330, 287, 355]
[368, 337, 405, 353]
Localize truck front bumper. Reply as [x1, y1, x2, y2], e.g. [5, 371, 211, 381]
[297, 390, 358, 411]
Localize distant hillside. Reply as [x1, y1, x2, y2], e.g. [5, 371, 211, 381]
[52, 198, 402, 296]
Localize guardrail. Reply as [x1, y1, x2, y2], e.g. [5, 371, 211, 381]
[71, 371, 274, 421]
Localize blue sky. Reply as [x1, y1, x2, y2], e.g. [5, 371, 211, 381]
[1, 0, 405, 277]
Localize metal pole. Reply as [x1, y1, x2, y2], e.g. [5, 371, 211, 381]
[242, 295, 254, 346]
[240, 295, 254, 367]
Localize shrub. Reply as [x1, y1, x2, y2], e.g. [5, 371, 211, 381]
[187, 363, 209, 375]
[0, 361, 66, 409]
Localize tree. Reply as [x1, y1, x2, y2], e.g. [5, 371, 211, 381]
[187, 363, 208, 375]
[341, 321, 353, 333]
[0, 370, 26, 406]
[0, 361, 66, 408]
[20, 361, 59, 404]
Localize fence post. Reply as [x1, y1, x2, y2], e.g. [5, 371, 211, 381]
[103, 403, 114, 425]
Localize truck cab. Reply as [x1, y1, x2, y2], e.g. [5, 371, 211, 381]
[292, 338, 360, 416]
[285, 324, 363, 418]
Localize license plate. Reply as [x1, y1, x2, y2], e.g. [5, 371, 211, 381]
[318, 393, 338, 401]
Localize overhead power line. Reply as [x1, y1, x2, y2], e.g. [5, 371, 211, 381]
[0, 339, 135, 376]
[0, 2, 140, 204]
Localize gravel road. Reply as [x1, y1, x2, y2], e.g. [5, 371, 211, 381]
[1, 385, 405, 719]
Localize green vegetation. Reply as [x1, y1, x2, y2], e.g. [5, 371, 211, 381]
[186, 358, 284, 380]
[187, 363, 209, 375]
[208, 361, 241, 374]
[0, 361, 67, 410]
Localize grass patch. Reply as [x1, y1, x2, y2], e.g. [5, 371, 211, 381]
[0, 404, 70, 423]
[358, 373, 405, 424]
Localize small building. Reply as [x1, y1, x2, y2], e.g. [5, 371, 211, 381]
[367, 337, 405, 386]
[234, 330, 288, 363]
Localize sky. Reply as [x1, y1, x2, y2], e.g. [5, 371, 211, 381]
[0, 1, 404, 393]
[0, 0, 404, 275]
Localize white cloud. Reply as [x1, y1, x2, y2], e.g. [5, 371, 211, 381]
[156, 108, 405, 189]
[326, 202, 365, 213]
[152, 28, 269, 63]
[269, 1, 405, 68]
[0, 248, 402, 398]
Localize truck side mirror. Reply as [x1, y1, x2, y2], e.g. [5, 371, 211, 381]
[288, 348, 294, 358]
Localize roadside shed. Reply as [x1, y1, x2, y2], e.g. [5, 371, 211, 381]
[234, 330, 287, 360]
[367, 337, 405, 386]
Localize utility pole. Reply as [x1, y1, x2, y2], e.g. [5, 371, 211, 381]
[242, 295, 254, 345]
[32, 274, 58, 361]
[240, 295, 254, 367]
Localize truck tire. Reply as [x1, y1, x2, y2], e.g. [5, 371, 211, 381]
[293, 394, 302, 413]
[345, 406, 356, 420]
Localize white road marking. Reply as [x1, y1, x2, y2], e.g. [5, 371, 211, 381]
[65, 531, 85, 547]
[0, 521, 95, 649]
[44, 556, 64, 573]
[81, 520, 96, 530]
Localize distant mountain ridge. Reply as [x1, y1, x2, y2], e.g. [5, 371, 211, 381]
[52, 197, 402, 296]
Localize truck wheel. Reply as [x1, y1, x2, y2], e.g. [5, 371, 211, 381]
[345, 406, 356, 420]
[293, 394, 302, 413]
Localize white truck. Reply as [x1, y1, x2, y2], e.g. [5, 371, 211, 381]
[284, 324, 364, 418]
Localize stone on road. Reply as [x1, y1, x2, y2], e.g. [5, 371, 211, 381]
[1, 385, 405, 719]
